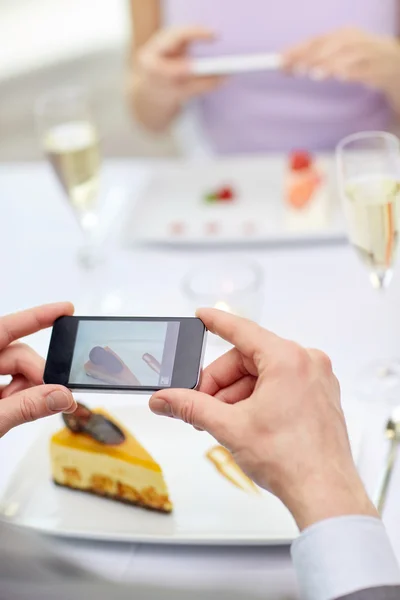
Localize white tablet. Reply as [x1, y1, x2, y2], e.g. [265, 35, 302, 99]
[191, 53, 282, 76]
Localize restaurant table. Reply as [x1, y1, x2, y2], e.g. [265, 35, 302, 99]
[1, 160, 400, 599]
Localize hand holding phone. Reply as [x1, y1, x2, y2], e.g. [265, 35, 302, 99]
[44, 316, 206, 394]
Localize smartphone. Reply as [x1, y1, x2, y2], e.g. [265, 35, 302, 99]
[44, 316, 207, 393]
[191, 53, 282, 76]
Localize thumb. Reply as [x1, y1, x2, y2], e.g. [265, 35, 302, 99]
[0, 385, 77, 438]
[149, 389, 242, 447]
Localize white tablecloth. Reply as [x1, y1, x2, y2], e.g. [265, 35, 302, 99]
[1, 160, 400, 598]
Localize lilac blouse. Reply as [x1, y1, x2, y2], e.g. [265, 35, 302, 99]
[163, 0, 398, 153]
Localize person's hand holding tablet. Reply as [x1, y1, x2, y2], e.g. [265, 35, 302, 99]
[130, 27, 224, 132]
[283, 26, 400, 110]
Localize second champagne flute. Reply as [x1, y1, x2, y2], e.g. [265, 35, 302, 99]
[337, 131, 400, 403]
[36, 87, 102, 268]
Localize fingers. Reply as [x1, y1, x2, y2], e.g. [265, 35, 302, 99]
[214, 375, 257, 405]
[149, 389, 243, 447]
[0, 385, 77, 438]
[199, 347, 255, 396]
[153, 27, 215, 56]
[283, 28, 370, 82]
[298, 38, 351, 72]
[0, 302, 74, 350]
[319, 49, 372, 84]
[283, 35, 327, 72]
[196, 308, 281, 364]
[198, 347, 257, 405]
[1, 375, 34, 398]
[140, 51, 191, 81]
[0, 343, 45, 384]
[288, 44, 365, 82]
[139, 27, 216, 84]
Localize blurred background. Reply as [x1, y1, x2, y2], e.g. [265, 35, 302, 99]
[0, 0, 178, 161]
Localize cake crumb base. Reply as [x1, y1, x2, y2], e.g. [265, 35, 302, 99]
[53, 480, 173, 514]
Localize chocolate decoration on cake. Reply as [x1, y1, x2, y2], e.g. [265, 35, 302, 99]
[63, 402, 125, 446]
[89, 346, 124, 374]
[62, 402, 92, 433]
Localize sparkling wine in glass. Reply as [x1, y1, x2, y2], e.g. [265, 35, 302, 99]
[337, 131, 400, 401]
[36, 87, 102, 268]
[345, 174, 400, 290]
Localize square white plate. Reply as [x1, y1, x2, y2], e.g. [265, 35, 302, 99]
[124, 156, 346, 248]
[0, 405, 360, 545]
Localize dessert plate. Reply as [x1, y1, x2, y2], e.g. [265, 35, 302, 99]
[124, 155, 346, 248]
[0, 405, 360, 546]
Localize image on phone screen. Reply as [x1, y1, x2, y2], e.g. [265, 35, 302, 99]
[69, 320, 180, 388]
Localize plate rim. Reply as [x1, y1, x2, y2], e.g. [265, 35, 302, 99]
[124, 154, 345, 248]
[0, 405, 298, 546]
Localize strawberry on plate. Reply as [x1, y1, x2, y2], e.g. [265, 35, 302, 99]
[290, 151, 313, 171]
[217, 186, 235, 201]
[203, 185, 236, 204]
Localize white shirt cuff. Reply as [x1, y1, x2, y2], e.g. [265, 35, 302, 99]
[291, 516, 400, 600]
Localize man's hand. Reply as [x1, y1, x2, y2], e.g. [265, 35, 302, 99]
[150, 309, 377, 530]
[0, 303, 77, 438]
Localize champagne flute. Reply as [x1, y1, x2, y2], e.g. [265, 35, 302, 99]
[337, 131, 400, 402]
[35, 87, 102, 268]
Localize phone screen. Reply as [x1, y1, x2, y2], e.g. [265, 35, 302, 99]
[68, 320, 180, 388]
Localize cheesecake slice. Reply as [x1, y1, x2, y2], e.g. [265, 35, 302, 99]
[50, 408, 172, 513]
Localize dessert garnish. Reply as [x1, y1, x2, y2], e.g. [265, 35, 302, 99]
[63, 402, 125, 446]
[204, 185, 236, 204]
[206, 445, 260, 495]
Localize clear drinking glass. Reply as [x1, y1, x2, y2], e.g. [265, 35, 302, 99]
[337, 131, 400, 402]
[35, 86, 102, 268]
[182, 259, 264, 343]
